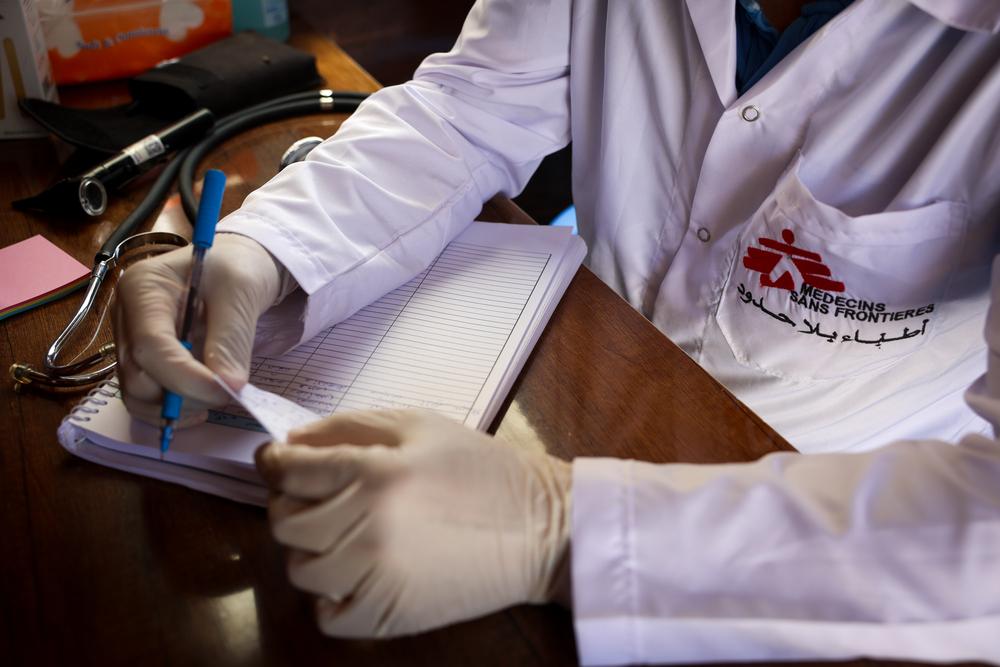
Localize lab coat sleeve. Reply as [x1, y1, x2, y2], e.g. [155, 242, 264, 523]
[570, 257, 1000, 665]
[214, 0, 570, 347]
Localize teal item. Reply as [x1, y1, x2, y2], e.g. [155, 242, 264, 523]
[231, 0, 290, 42]
[550, 205, 579, 235]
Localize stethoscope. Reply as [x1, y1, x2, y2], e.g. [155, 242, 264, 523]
[10, 89, 367, 391]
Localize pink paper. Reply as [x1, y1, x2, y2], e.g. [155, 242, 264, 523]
[0, 235, 90, 310]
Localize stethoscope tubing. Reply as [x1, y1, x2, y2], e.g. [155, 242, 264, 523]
[12, 89, 369, 390]
[99, 89, 367, 263]
[178, 90, 366, 221]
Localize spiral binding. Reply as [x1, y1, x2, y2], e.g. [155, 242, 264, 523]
[67, 379, 120, 423]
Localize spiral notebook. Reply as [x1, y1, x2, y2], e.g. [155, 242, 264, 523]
[58, 223, 587, 505]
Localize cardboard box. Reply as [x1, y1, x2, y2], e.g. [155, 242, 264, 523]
[39, 0, 232, 85]
[0, 0, 58, 139]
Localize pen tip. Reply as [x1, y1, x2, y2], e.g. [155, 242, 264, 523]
[160, 424, 173, 456]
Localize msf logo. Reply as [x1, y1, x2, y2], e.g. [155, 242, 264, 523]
[743, 229, 844, 293]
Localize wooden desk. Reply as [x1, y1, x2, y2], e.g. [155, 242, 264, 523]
[0, 24, 795, 667]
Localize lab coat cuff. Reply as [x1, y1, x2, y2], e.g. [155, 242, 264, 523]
[218, 206, 466, 347]
[216, 210, 340, 347]
[571, 457, 642, 666]
[217, 210, 327, 294]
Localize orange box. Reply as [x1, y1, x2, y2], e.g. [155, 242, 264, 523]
[39, 0, 232, 84]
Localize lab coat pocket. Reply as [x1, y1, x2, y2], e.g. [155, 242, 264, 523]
[715, 158, 967, 383]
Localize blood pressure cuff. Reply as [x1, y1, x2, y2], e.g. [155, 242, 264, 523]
[20, 32, 321, 154]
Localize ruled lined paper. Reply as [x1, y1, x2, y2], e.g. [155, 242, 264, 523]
[208, 234, 554, 431]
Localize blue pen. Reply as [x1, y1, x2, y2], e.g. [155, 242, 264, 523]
[160, 169, 226, 456]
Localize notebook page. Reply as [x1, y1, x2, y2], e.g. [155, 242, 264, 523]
[480, 233, 586, 422]
[70, 392, 265, 481]
[60, 417, 270, 506]
[209, 223, 579, 432]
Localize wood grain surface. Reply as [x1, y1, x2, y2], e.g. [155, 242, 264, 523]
[4, 18, 924, 667]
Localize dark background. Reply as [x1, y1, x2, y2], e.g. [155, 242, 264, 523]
[291, 0, 574, 226]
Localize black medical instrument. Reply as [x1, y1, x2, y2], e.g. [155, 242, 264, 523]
[13, 109, 216, 218]
[10, 89, 369, 391]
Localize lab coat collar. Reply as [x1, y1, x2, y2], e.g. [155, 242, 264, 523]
[685, 0, 739, 107]
[685, 0, 1000, 108]
[907, 0, 1000, 34]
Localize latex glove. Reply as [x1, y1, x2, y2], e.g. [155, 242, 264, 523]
[255, 409, 573, 638]
[113, 233, 290, 425]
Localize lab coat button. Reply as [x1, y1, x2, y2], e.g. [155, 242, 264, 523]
[741, 105, 760, 122]
[696, 227, 711, 242]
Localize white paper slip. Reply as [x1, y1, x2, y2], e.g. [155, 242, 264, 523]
[215, 377, 321, 442]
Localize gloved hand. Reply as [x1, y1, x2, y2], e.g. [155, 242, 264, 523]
[255, 409, 573, 638]
[113, 233, 291, 425]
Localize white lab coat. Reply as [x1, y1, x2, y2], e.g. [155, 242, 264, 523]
[216, 0, 1000, 663]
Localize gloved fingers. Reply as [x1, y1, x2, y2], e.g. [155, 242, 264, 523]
[285, 515, 374, 597]
[114, 299, 162, 405]
[114, 297, 213, 427]
[314, 568, 401, 638]
[128, 327, 228, 405]
[256, 441, 390, 500]
[199, 234, 284, 388]
[316, 597, 372, 638]
[498, 434, 547, 456]
[118, 364, 209, 426]
[286, 409, 424, 448]
[117, 360, 162, 406]
[201, 289, 259, 390]
[267, 492, 311, 523]
[116, 257, 229, 406]
[269, 481, 367, 553]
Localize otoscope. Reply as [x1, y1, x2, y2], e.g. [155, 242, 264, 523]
[13, 108, 215, 218]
